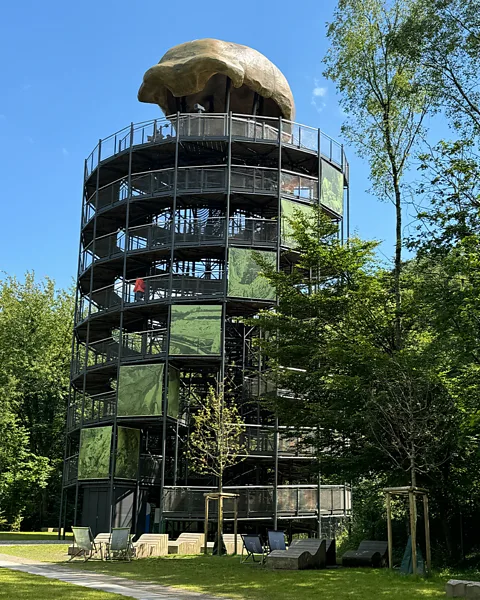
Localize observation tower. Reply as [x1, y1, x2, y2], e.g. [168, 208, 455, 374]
[61, 39, 351, 537]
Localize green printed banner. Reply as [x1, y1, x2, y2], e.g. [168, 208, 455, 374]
[78, 426, 112, 480]
[115, 427, 140, 480]
[321, 161, 344, 216]
[169, 305, 222, 355]
[228, 248, 276, 300]
[117, 363, 164, 416]
[281, 199, 315, 247]
[167, 367, 180, 418]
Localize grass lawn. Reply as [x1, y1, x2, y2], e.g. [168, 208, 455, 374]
[0, 568, 130, 599]
[0, 532, 72, 541]
[0, 544, 70, 562]
[1, 544, 478, 599]
[70, 555, 451, 599]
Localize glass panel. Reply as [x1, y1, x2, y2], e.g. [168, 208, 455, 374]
[117, 363, 164, 416]
[298, 488, 318, 512]
[169, 305, 222, 355]
[115, 427, 140, 479]
[321, 161, 344, 216]
[281, 198, 315, 247]
[277, 488, 297, 513]
[78, 426, 112, 480]
[228, 248, 276, 300]
[167, 367, 180, 418]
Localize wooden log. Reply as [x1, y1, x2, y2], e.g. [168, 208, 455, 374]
[409, 491, 417, 575]
[423, 494, 432, 573]
[386, 492, 393, 569]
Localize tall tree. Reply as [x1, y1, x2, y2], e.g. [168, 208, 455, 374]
[253, 209, 460, 488]
[0, 273, 74, 528]
[187, 384, 246, 555]
[398, 0, 480, 135]
[324, 0, 431, 349]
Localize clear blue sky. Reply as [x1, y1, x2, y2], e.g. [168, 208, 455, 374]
[0, 0, 402, 289]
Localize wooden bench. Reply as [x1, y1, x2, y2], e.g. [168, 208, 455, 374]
[133, 534, 168, 558]
[266, 539, 326, 570]
[446, 579, 480, 597]
[168, 532, 203, 555]
[222, 534, 242, 555]
[342, 540, 388, 568]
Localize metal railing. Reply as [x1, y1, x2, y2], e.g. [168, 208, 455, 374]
[76, 273, 226, 324]
[82, 391, 116, 426]
[229, 217, 277, 246]
[239, 425, 315, 457]
[162, 485, 351, 519]
[140, 454, 162, 483]
[122, 328, 167, 360]
[281, 171, 318, 201]
[80, 217, 278, 274]
[73, 328, 168, 375]
[64, 455, 79, 485]
[63, 452, 162, 484]
[175, 217, 226, 245]
[83, 164, 324, 224]
[85, 113, 348, 179]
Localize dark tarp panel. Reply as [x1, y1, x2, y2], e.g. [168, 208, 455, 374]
[228, 247, 275, 300]
[169, 305, 222, 355]
[117, 363, 164, 417]
[78, 426, 112, 480]
[115, 427, 140, 480]
[321, 160, 344, 216]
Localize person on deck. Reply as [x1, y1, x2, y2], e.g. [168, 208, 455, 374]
[134, 277, 146, 301]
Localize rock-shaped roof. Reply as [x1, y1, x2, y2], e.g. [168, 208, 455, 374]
[138, 38, 295, 120]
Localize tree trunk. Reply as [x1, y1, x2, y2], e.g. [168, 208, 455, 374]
[383, 111, 403, 351]
[410, 452, 417, 488]
[217, 474, 223, 556]
[394, 179, 402, 351]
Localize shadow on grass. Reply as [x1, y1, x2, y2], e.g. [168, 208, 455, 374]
[71, 555, 447, 600]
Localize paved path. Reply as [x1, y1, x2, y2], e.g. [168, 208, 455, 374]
[0, 554, 229, 600]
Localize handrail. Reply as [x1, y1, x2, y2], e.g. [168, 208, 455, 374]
[85, 113, 348, 179]
[83, 164, 319, 223]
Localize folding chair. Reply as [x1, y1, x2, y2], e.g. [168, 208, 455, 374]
[105, 527, 133, 561]
[267, 530, 287, 552]
[70, 527, 98, 561]
[241, 534, 266, 564]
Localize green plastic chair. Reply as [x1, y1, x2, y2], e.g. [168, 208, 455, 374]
[70, 526, 99, 561]
[105, 527, 133, 561]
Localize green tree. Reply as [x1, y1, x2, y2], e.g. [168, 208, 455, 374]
[324, 0, 431, 350]
[397, 0, 480, 135]
[253, 209, 461, 489]
[187, 384, 246, 555]
[0, 273, 74, 528]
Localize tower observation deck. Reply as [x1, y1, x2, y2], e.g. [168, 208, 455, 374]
[61, 39, 351, 538]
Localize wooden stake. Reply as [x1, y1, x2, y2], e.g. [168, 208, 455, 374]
[423, 494, 432, 573]
[234, 497, 238, 555]
[204, 496, 209, 555]
[386, 492, 393, 569]
[409, 491, 417, 575]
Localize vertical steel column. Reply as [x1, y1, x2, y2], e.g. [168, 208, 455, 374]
[346, 164, 350, 241]
[108, 123, 134, 531]
[225, 78, 231, 116]
[59, 159, 90, 538]
[220, 110, 233, 385]
[173, 419, 180, 486]
[273, 117, 283, 530]
[317, 426, 322, 539]
[158, 113, 180, 531]
[318, 129, 323, 219]
[74, 139, 102, 528]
